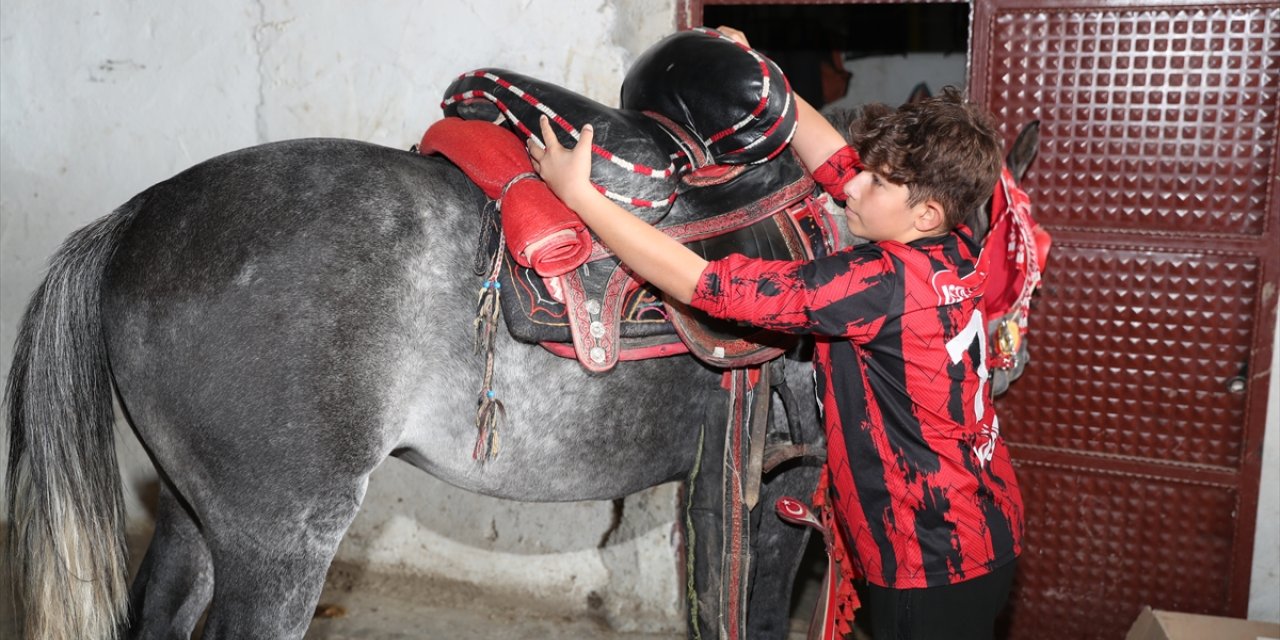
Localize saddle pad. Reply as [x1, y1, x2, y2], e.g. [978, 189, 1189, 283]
[418, 117, 592, 277]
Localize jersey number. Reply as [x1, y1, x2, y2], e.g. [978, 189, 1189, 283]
[945, 310, 999, 467]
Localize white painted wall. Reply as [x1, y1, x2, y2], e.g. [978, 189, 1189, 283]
[1249, 305, 1280, 623]
[827, 51, 968, 109]
[1, 2, 1276, 630]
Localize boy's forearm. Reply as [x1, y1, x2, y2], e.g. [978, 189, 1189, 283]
[791, 95, 850, 173]
[565, 188, 707, 304]
[557, 97, 842, 306]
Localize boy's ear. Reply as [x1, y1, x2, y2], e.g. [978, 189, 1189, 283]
[914, 199, 946, 234]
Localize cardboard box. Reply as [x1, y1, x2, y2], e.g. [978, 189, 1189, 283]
[1126, 606, 1280, 640]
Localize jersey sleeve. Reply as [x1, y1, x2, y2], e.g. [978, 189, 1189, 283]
[689, 247, 896, 341]
[811, 145, 862, 201]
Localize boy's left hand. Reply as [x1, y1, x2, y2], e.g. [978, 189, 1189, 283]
[527, 115, 597, 211]
[715, 26, 750, 47]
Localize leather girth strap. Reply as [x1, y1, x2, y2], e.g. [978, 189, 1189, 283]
[685, 366, 771, 640]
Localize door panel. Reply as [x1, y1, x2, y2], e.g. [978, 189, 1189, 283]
[1014, 245, 1258, 469]
[979, 3, 1277, 238]
[971, 1, 1279, 637]
[1013, 463, 1238, 636]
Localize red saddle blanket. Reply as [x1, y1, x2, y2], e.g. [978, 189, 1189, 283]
[417, 117, 592, 278]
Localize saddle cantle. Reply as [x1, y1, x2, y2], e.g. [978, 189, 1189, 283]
[428, 27, 836, 372]
[620, 27, 797, 166]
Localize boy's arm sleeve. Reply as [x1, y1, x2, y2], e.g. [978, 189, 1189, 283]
[812, 146, 862, 201]
[690, 250, 894, 340]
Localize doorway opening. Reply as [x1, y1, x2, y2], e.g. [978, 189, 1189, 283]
[702, 3, 971, 110]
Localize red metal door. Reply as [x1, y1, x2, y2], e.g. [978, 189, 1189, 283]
[970, 1, 1279, 637]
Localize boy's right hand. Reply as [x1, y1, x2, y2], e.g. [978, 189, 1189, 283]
[528, 114, 599, 212]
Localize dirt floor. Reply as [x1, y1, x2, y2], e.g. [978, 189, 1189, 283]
[305, 568, 664, 639]
[300, 544, 866, 639]
[0, 529, 830, 639]
[304, 560, 763, 640]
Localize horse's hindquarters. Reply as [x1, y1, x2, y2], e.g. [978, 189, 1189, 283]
[99, 140, 495, 636]
[103, 141, 463, 482]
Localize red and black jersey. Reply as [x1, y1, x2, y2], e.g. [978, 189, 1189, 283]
[690, 229, 1024, 588]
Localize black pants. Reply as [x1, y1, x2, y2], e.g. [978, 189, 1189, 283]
[862, 559, 1017, 640]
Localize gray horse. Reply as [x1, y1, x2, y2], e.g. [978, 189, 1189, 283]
[4, 137, 826, 640]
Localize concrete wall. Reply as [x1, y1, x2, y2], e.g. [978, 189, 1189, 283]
[1, 1, 1276, 629]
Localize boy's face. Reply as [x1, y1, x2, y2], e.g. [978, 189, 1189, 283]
[841, 169, 942, 243]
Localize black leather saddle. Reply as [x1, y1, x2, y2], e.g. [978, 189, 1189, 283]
[441, 28, 837, 371]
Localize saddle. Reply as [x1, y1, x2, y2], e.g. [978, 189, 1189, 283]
[426, 28, 837, 372]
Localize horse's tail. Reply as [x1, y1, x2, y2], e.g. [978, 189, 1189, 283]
[5, 197, 142, 640]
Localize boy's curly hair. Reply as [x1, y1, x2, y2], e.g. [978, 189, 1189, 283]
[848, 87, 1003, 231]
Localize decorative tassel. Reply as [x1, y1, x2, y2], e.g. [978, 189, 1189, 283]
[474, 277, 501, 353]
[472, 231, 506, 462]
[474, 388, 506, 461]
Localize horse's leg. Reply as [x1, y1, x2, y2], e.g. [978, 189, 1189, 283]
[114, 394, 373, 640]
[196, 472, 368, 640]
[109, 345, 376, 639]
[746, 462, 821, 639]
[126, 482, 213, 640]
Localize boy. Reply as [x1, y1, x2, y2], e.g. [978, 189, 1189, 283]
[528, 51, 1023, 639]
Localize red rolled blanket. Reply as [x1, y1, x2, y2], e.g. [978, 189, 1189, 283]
[418, 117, 592, 277]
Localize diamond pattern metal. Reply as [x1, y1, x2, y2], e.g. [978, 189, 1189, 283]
[986, 6, 1279, 236]
[1002, 244, 1258, 468]
[1002, 461, 1237, 638]
[970, 2, 1280, 638]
